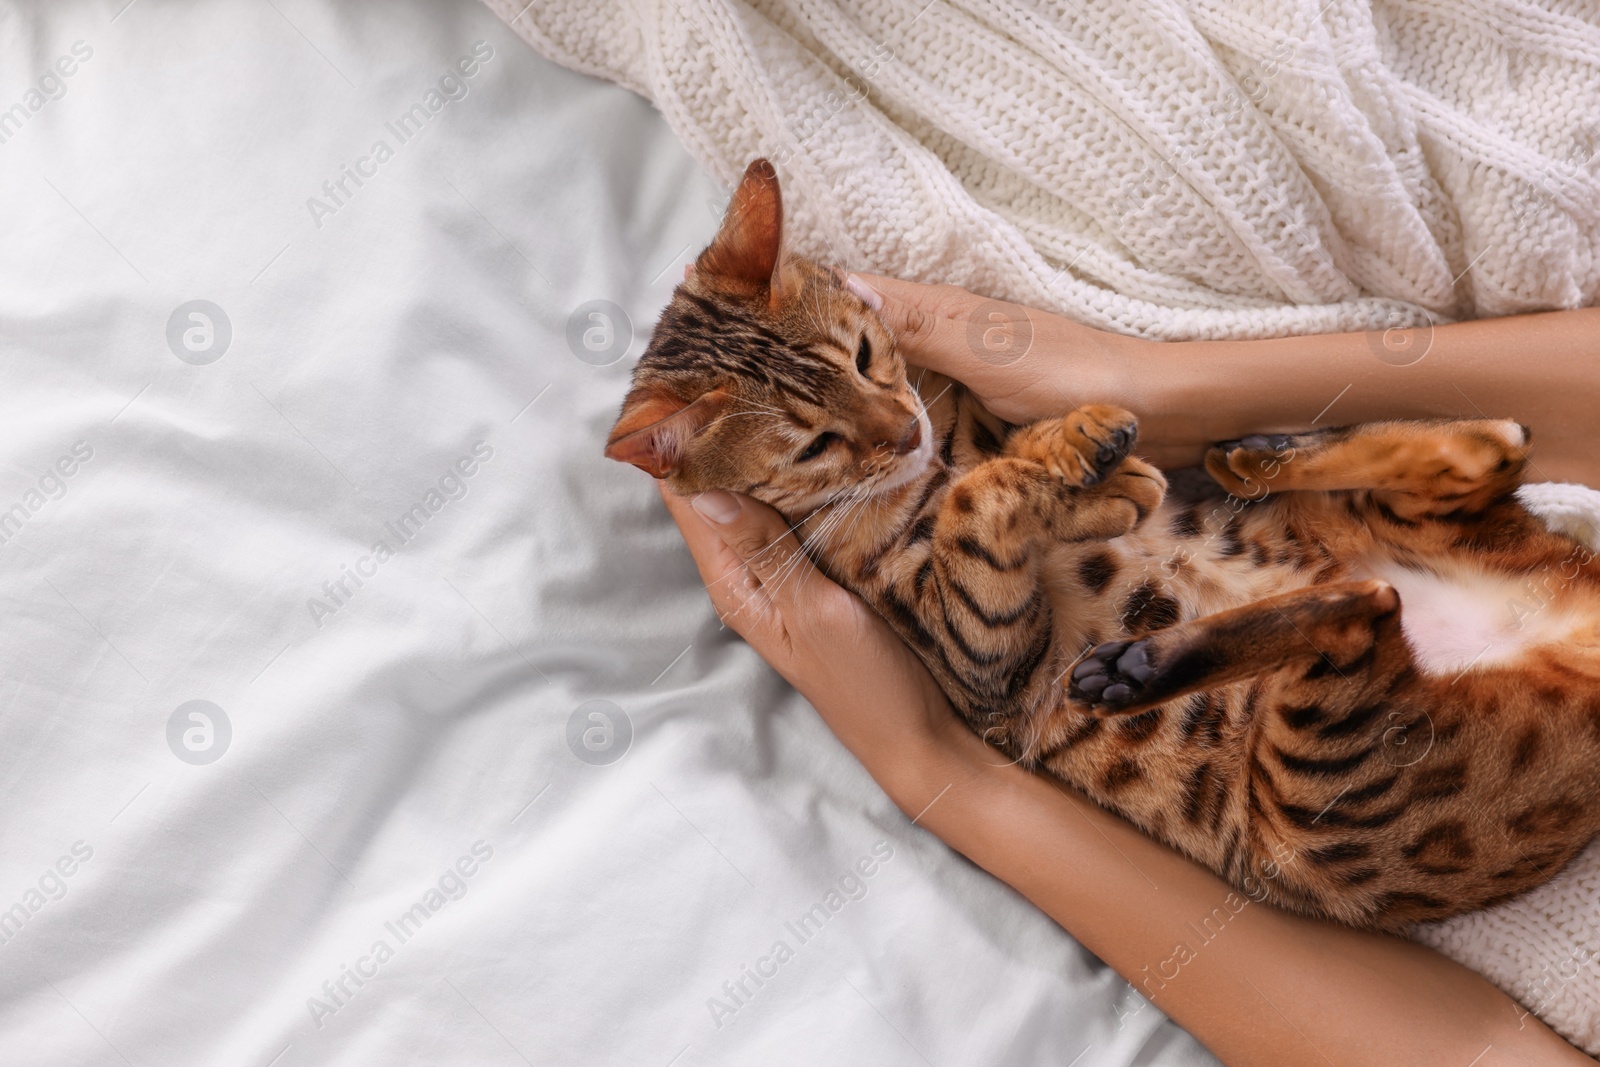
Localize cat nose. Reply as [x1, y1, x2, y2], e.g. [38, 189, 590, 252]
[882, 416, 922, 455]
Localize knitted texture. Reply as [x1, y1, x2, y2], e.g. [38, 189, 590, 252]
[487, 0, 1600, 1049]
[490, 0, 1598, 340]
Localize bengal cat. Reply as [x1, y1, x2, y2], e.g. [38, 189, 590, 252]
[606, 159, 1600, 932]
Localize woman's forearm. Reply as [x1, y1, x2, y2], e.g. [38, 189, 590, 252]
[874, 726, 1592, 1066]
[1118, 308, 1600, 486]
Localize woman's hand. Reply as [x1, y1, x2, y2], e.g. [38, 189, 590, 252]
[849, 274, 1214, 467]
[656, 483, 970, 802]
[850, 273, 1140, 425]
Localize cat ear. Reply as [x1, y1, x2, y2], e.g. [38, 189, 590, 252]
[604, 385, 732, 478]
[696, 159, 784, 302]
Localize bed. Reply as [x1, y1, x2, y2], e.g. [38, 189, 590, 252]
[0, 1, 1215, 1063]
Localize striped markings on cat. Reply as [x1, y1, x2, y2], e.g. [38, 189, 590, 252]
[1175, 437, 1297, 539]
[1370, 692, 1571, 913]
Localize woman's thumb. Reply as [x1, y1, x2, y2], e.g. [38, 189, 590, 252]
[690, 490, 807, 593]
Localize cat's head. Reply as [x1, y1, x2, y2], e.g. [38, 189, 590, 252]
[605, 159, 932, 517]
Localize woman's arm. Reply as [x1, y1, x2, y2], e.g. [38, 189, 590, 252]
[659, 484, 1594, 1065]
[909, 729, 1591, 1066]
[857, 274, 1600, 486]
[1138, 309, 1600, 488]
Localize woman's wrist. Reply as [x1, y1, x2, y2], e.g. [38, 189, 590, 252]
[1071, 332, 1225, 467]
[853, 710, 996, 821]
[1086, 330, 1380, 466]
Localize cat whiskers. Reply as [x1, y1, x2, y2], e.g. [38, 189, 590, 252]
[761, 480, 879, 604]
[759, 482, 877, 604]
[702, 481, 869, 625]
[916, 378, 954, 418]
[701, 407, 786, 432]
[799, 278, 831, 339]
[837, 480, 884, 567]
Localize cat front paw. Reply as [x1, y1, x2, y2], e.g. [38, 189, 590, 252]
[1009, 406, 1138, 488]
[1069, 638, 1156, 712]
[1100, 456, 1166, 527]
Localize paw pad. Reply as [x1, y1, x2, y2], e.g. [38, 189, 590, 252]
[1084, 423, 1136, 486]
[1069, 638, 1155, 710]
[1217, 433, 1292, 455]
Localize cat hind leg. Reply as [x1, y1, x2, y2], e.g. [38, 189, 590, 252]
[1067, 579, 1401, 714]
[1203, 419, 1530, 521]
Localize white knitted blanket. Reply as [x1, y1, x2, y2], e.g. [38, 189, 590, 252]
[489, 0, 1600, 1050]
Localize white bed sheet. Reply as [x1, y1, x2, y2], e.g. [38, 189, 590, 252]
[0, 2, 1215, 1063]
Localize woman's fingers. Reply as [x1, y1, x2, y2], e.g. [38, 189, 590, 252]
[851, 273, 1066, 424]
[852, 273, 1140, 427]
[656, 484, 832, 657]
[656, 485, 783, 652]
[685, 490, 804, 591]
[851, 273, 979, 377]
[654, 480, 964, 746]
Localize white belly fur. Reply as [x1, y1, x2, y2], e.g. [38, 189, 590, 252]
[1354, 555, 1580, 676]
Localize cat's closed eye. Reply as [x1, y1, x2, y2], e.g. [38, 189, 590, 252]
[797, 432, 840, 462]
[855, 335, 872, 376]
